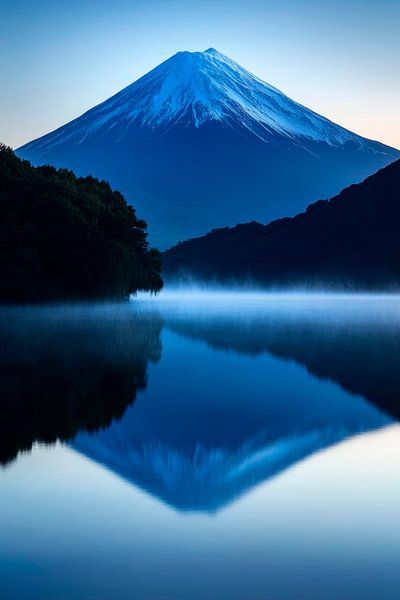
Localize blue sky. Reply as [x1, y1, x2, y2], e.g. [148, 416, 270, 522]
[1, 0, 399, 148]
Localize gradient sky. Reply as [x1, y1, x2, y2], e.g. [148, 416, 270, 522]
[1, 0, 399, 149]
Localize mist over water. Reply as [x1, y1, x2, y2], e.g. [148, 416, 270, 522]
[136, 286, 400, 323]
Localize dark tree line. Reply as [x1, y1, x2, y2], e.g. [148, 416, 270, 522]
[0, 306, 162, 464]
[0, 144, 162, 302]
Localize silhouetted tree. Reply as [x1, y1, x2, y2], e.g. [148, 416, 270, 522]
[0, 144, 162, 302]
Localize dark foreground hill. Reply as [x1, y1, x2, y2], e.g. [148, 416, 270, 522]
[163, 159, 400, 289]
[0, 145, 162, 303]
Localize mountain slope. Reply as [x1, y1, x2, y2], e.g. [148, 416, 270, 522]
[17, 49, 399, 248]
[163, 159, 400, 288]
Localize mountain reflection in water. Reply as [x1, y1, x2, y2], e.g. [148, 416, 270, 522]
[1, 294, 399, 513]
[74, 294, 399, 512]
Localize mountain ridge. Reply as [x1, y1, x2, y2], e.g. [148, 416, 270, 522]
[162, 158, 400, 288]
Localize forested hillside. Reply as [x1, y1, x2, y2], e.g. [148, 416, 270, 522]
[163, 159, 400, 289]
[0, 145, 162, 302]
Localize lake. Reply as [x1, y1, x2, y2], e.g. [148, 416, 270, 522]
[1, 291, 400, 599]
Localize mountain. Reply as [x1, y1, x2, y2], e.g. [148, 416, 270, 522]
[17, 49, 399, 249]
[163, 158, 400, 288]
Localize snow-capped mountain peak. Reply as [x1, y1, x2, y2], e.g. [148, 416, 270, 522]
[17, 48, 399, 249]
[21, 48, 369, 150]
[103, 47, 358, 144]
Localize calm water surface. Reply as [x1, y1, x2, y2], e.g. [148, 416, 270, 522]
[1, 292, 400, 599]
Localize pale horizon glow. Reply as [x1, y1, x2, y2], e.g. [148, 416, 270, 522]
[0, 0, 399, 150]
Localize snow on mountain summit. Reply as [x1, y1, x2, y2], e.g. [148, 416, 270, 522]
[22, 48, 369, 151]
